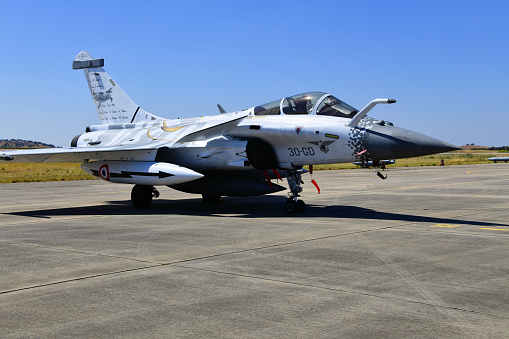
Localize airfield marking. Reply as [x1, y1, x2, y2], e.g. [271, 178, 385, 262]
[431, 224, 461, 228]
[431, 224, 509, 233]
[467, 169, 509, 176]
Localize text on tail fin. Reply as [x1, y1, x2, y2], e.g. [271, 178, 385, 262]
[73, 51, 163, 125]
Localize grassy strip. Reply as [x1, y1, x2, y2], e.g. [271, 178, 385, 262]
[0, 153, 500, 183]
[314, 153, 495, 170]
[453, 149, 508, 154]
[0, 163, 96, 183]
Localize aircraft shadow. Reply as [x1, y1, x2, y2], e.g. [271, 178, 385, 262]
[6, 195, 508, 228]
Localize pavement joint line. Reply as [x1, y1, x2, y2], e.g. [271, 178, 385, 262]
[162, 206, 509, 266]
[3, 245, 506, 321]
[0, 224, 402, 270]
[404, 228, 509, 239]
[172, 264, 509, 320]
[354, 233, 487, 336]
[161, 220, 447, 266]
[1, 203, 504, 260]
[0, 204, 506, 299]
[446, 208, 509, 224]
[0, 265, 162, 296]
[1, 206, 505, 270]
[0, 239, 160, 265]
[0, 222, 425, 296]
[0, 213, 116, 227]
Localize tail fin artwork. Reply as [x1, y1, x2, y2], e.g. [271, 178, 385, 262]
[73, 51, 163, 125]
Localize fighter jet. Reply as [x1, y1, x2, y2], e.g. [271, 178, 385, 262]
[0, 51, 459, 213]
[488, 157, 509, 163]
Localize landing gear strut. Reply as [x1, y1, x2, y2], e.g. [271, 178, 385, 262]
[285, 170, 306, 213]
[131, 184, 159, 209]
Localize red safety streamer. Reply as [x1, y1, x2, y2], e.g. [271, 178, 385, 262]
[262, 170, 274, 191]
[272, 169, 283, 181]
[311, 179, 320, 194]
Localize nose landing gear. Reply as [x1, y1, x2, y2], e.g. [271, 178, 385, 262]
[285, 170, 306, 213]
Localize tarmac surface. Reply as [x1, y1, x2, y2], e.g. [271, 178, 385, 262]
[1, 164, 508, 338]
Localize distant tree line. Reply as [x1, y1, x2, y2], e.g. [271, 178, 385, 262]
[464, 144, 508, 151]
[488, 146, 509, 151]
[0, 139, 55, 149]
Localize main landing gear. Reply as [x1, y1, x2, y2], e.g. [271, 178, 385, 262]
[131, 184, 159, 209]
[285, 170, 306, 213]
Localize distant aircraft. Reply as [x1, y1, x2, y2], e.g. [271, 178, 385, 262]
[488, 157, 509, 163]
[0, 51, 459, 213]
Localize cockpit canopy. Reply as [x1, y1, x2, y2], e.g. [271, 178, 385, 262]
[253, 92, 358, 118]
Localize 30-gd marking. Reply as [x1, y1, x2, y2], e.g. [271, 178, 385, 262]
[431, 224, 461, 228]
[288, 147, 315, 157]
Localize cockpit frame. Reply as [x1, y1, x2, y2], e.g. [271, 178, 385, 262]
[253, 92, 358, 119]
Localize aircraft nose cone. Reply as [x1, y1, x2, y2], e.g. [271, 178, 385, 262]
[367, 125, 459, 160]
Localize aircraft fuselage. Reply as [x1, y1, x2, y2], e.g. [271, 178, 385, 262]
[1, 52, 460, 212]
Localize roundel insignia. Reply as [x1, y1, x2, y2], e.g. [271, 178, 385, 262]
[99, 164, 110, 181]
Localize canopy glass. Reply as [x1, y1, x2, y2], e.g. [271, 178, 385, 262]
[253, 92, 358, 118]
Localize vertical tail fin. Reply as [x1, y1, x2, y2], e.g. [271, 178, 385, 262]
[73, 51, 163, 125]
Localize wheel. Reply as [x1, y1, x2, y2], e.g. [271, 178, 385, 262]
[297, 200, 306, 213]
[286, 199, 297, 213]
[131, 185, 153, 209]
[285, 198, 298, 213]
[286, 198, 306, 214]
[202, 194, 222, 204]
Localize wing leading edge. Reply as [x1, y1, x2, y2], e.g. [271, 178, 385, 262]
[0, 146, 158, 163]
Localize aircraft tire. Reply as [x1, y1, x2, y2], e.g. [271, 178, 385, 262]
[131, 184, 153, 209]
[297, 200, 306, 213]
[286, 198, 305, 213]
[285, 199, 297, 213]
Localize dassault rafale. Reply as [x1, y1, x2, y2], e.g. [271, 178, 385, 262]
[0, 51, 459, 213]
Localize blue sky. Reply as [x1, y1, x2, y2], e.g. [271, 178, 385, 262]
[1, 0, 507, 147]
